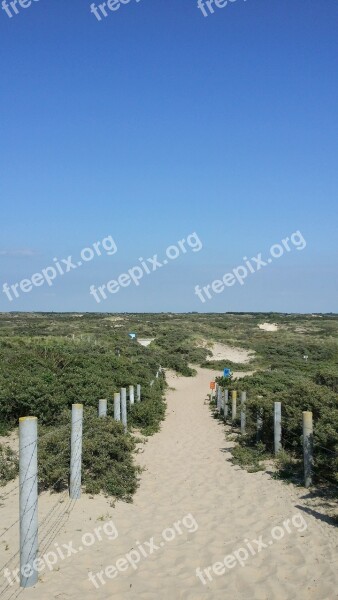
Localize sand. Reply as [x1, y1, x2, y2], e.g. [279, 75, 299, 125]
[138, 339, 155, 347]
[202, 342, 255, 364]
[258, 323, 279, 332]
[1, 368, 337, 600]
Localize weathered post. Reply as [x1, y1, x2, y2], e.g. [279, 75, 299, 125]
[224, 389, 229, 420]
[129, 385, 135, 405]
[217, 386, 222, 412]
[70, 404, 83, 500]
[274, 402, 282, 454]
[231, 390, 237, 422]
[220, 389, 225, 414]
[19, 416, 38, 588]
[240, 391, 246, 435]
[98, 398, 107, 417]
[136, 383, 141, 402]
[114, 393, 121, 421]
[303, 411, 313, 488]
[121, 388, 127, 432]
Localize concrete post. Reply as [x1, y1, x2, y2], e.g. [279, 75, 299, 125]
[136, 384, 141, 402]
[224, 389, 229, 420]
[114, 393, 121, 421]
[70, 404, 83, 500]
[303, 411, 313, 488]
[121, 388, 127, 432]
[98, 398, 107, 417]
[220, 389, 225, 414]
[274, 402, 282, 454]
[19, 416, 38, 588]
[129, 385, 135, 406]
[217, 387, 222, 412]
[240, 391, 246, 435]
[231, 390, 237, 422]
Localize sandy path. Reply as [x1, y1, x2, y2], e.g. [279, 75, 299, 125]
[1, 368, 337, 600]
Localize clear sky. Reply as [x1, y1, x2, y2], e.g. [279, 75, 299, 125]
[0, 0, 337, 312]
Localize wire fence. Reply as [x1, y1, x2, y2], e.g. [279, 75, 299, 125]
[211, 383, 338, 495]
[0, 373, 163, 596]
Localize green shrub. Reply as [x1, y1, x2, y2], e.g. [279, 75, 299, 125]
[0, 443, 19, 486]
[38, 409, 139, 501]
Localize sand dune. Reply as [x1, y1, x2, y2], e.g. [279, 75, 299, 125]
[1, 368, 337, 599]
[258, 323, 279, 332]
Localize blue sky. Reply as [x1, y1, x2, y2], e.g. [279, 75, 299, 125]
[0, 0, 337, 312]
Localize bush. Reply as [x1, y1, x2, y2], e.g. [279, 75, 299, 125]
[38, 409, 139, 501]
[0, 443, 19, 486]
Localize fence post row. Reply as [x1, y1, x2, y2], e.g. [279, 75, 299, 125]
[216, 387, 316, 489]
[19, 416, 38, 588]
[70, 403, 83, 500]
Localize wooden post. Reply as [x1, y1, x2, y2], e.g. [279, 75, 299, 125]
[274, 402, 282, 454]
[303, 411, 313, 488]
[231, 391, 237, 422]
[240, 391, 246, 435]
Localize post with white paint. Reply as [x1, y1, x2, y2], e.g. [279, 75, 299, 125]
[274, 402, 282, 454]
[70, 404, 83, 500]
[19, 416, 38, 588]
[303, 411, 313, 488]
[240, 391, 246, 435]
[98, 398, 107, 417]
[231, 390, 237, 422]
[136, 384, 141, 402]
[121, 388, 127, 432]
[129, 385, 135, 406]
[114, 393, 121, 421]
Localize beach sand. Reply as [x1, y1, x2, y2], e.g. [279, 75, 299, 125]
[1, 367, 337, 600]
